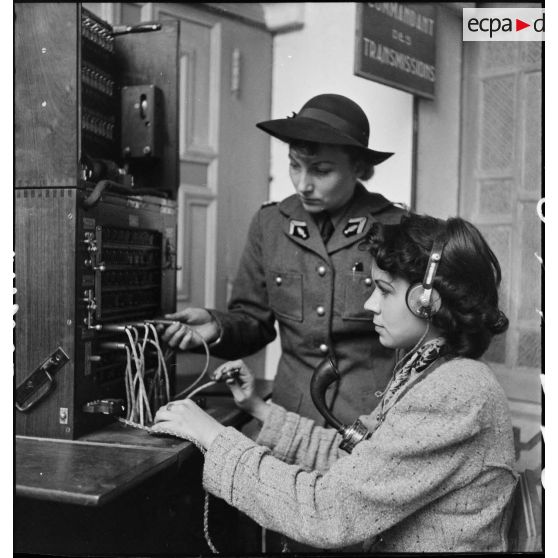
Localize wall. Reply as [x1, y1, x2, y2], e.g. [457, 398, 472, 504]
[264, 2, 415, 378]
[268, 2, 414, 205]
[415, 6, 462, 217]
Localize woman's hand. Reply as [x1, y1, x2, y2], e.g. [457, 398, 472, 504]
[151, 399, 225, 449]
[159, 307, 220, 350]
[212, 360, 270, 423]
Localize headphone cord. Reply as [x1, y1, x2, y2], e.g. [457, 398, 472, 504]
[116, 418, 220, 553]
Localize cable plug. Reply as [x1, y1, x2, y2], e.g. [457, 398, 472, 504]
[218, 367, 241, 383]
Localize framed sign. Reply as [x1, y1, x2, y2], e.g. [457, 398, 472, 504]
[355, 3, 437, 99]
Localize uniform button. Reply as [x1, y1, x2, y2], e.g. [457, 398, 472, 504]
[319, 343, 328, 353]
[316, 306, 325, 316]
[275, 276, 282, 286]
[317, 265, 327, 276]
[364, 277, 373, 286]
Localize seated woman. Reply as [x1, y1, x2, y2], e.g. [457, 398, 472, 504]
[152, 213, 517, 553]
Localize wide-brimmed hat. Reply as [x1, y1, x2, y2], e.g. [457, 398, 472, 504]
[256, 93, 393, 165]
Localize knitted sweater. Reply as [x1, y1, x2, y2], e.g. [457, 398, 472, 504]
[203, 358, 517, 552]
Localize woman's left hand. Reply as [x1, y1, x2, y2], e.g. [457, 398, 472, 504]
[151, 399, 225, 449]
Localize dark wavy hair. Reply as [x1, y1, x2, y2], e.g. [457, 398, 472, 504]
[366, 214, 508, 359]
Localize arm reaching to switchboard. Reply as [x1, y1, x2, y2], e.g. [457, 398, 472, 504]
[159, 307, 220, 350]
[151, 360, 270, 447]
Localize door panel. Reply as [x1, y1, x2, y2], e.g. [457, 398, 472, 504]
[461, 34, 542, 472]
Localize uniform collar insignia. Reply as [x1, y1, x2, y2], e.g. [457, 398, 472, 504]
[343, 217, 367, 237]
[289, 219, 309, 240]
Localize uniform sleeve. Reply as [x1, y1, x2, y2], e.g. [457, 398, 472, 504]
[209, 209, 277, 359]
[202, 371, 492, 549]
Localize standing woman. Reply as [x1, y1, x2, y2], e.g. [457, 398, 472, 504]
[153, 214, 517, 553]
[161, 93, 406, 425]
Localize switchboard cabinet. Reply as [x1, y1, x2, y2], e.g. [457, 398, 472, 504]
[15, 3, 180, 439]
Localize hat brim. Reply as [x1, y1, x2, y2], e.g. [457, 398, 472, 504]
[256, 117, 393, 165]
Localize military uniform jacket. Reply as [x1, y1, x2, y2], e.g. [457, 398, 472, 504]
[210, 183, 406, 424]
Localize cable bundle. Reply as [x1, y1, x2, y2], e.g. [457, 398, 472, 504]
[145, 323, 171, 412]
[117, 321, 215, 425]
[122, 324, 170, 425]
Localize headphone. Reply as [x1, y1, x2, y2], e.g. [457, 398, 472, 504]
[406, 236, 445, 319]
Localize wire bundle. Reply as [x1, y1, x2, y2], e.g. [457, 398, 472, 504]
[118, 321, 215, 426]
[121, 324, 172, 425]
[123, 326, 152, 425]
[145, 323, 171, 412]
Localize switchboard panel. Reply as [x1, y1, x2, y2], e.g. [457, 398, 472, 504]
[15, 3, 180, 439]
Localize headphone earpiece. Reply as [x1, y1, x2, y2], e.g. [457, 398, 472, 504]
[406, 283, 442, 318]
[405, 238, 445, 319]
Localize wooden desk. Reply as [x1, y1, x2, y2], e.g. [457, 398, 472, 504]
[16, 435, 181, 506]
[15, 383, 272, 555]
[16, 394, 253, 506]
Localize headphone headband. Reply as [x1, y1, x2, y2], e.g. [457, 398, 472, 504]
[422, 237, 445, 290]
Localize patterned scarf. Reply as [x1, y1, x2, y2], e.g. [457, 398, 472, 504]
[380, 337, 446, 413]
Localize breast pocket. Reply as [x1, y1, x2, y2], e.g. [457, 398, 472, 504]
[342, 272, 374, 321]
[266, 270, 303, 322]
